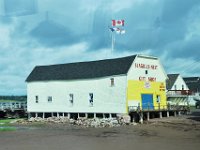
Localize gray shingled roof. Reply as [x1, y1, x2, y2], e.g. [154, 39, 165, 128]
[183, 77, 200, 92]
[26, 55, 137, 82]
[166, 74, 179, 89]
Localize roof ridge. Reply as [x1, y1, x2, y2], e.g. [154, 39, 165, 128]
[36, 55, 137, 68]
[26, 55, 137, 82]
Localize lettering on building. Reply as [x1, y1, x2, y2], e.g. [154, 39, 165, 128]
[139, 76, 156, 82]
[135, 63, 158, 70]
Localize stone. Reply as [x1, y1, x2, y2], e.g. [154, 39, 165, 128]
[26, 114, 135, 128]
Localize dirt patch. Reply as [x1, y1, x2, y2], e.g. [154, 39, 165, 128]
[0, 114, 200, 150]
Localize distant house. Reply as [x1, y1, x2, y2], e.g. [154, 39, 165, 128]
[26, 55, 168, 119]
[166, 74, 190, 106]
[183, 77, 200, 106]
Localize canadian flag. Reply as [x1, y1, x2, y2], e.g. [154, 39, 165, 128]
[112, 19, 124, 27]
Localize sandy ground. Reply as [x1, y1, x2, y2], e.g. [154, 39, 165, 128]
[0, 111, 200, 150]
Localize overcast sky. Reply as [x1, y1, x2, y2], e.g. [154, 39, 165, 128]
[0, 0, 200, 95]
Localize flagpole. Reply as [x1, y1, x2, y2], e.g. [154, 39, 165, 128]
[110, 19, 125, 55]
[111, 31, 113, 54]
[111, 31, 115, 55]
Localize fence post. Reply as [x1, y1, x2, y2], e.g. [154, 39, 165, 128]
[167, 111, 169, 117]
[159, 111, 162, 118]
[147, 112, 150, 121]
[137, 103, 141, 112]
[139, 112, 143, 124]
[174, 111, 177, 117]
[167, 103, 170, 110]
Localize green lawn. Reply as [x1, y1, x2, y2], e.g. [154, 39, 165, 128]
[0, 119, 16, 123]
[0, 127, 16, 132]
[0, 119, 17, 131]
[0, 99, 26, 102]
[0, 99, 17, 102]
[0, 119, 17, 127]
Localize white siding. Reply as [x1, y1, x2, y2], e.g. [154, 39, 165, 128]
[127, 56, 167, 81]
[171, 75, 189, 90]
[27, 75, 127, 113]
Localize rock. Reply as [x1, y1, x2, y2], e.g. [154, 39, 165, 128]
[25, 114, 135, 128]
[69, 119, 75, 124]
[130, 122, 137, 126]
[117, 114, 131, 125]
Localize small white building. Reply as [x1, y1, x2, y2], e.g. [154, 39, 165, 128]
[26, 54, 168, 119]
[183, 77, 200, 106]
[166, 74, 190, 106]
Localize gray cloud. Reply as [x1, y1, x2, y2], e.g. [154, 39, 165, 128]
[0, 0, 200, 95]
[30, 19, 78, 47]
[0, 16, 13, 24]
[167, 34, 200, 59]
[3, 0, 38, 16]
[161, 0, 200, 23]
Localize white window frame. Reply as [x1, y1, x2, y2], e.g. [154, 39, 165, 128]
[182, 85, 184, 90]
[48, 96, 52, 103]
[89, 93, 93, 106]
[156, 95, 161, 103]
[35, 95, 39, 103]
[110, 78, 115, 87]
[69, 93, 74, 106]
[174, 85, 177, 90]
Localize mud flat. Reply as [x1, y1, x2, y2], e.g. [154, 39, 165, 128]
[0, 114, 200, 150]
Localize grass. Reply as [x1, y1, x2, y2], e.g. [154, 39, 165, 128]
[0, 119, 18, 132]
[0, 127, 16, 132]
[0, 118, 46, 132]
[0, 99, 22, 102]
[0, 119, 17, 126]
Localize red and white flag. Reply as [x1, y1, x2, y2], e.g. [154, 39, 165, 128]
[112, 19, 124, 27]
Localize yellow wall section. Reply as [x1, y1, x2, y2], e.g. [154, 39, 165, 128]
[127, 80, 167, 111]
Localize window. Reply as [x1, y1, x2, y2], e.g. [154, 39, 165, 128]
[156, 95, 160, 103]
[35, 96, 39, 103]
[69, 94, 73, 105]
[48, 96, 52, 103]
[89, 93, 93, 106]
[110, 78, 114, 86]
[182, 85, 184, 90]
[174, 85, 177, 90]
[145, 70, 148, 75]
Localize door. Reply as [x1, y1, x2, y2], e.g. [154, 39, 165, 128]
[142, 94, 154, 110]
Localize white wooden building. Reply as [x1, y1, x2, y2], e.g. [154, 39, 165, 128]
[26, 54, 168, 119]
[166, 74, 190, 106]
